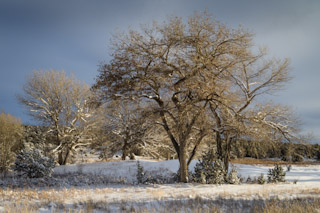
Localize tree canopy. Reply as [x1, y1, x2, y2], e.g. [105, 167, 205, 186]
[93, 12, 299, 182]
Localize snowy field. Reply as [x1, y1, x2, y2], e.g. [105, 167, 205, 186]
[54, 159, 320, 184]
[1, 160, 320, 212]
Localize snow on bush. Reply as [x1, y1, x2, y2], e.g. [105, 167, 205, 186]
[14, 149, 55, 178]
[137, 161, 176, 184]
[257, 173, 266, 184]
[192, 150, 242, 184]
[192, 150, 216, 183]
[136, 161, 146, 184]
[267, 164, 286, 183]
[211, 159, 226, 184]
[227, 169, 240, 184]
[191, 150, 229, 184]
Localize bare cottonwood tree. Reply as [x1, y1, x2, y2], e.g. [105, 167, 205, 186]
[93, 12, 249, 182]
[19, 70, 97, 165]
[0, 111, 23, 176]
[93, 12, 300, 182]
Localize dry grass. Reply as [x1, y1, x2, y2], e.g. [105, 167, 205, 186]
[146, 188, 166, 199]
[123, 197, 320, 213]
[2, 189, 320, 213]
[1, 184, 319, 204]
[299, 187, 320, 195]
[1, 182, 320, 212]
[81, 197, 320, 213]
[260, 198, 320, 213]
[231, 158, 320, 166]
[3, 202, 37, 213]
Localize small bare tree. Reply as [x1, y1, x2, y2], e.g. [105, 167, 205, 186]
[207, 47, 296, 172]
[94, 101, 173, 160]
[142, 120, 176, 160]
[101, 99, 148, 160]
[18, 70, 97, 165]
[0, 111, 23, 176]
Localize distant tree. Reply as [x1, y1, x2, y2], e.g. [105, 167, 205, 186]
[0, 111, 23, 176]
[98, 99, 172, 160]
[141, 119, 176, 160]
[93, 11, 301, 182]
[101, 99, 148, 160]
[316, 145, 320, 160]
[18, 70, 98, 165]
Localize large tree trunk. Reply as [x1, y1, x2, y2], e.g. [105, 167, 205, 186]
[179, 145, 188, 183]
[58, 151, 63, 165]
[122, 142, 128, 160]
[57, 148, 71, 165]
[224, 136, 234, 174]
[216, 132, 223, 160]
[224, 138, 230, 174]
[63, 148, 71, 165]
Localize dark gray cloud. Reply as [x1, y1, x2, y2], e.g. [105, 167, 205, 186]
[0, 0, 319, 141]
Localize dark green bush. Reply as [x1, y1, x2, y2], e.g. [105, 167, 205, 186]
[14, 149, 55, 178]
[267, 164, 286, 183]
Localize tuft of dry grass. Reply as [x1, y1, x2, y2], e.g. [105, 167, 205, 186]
[146, 188, 166, 199]
[3, 202, 37, 213]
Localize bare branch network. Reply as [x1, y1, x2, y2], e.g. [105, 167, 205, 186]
[92, 12, 300, 182]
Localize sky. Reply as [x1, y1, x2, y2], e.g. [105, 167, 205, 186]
[0, 0, 319, 142]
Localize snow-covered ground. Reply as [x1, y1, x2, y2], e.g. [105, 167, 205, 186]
[54, 159, 320, 184]
[1, 160, 320, 212]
